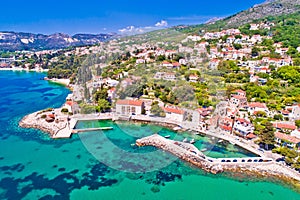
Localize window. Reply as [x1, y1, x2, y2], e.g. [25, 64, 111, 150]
[131, 106, 136, 114]
[127, 106, 131, 114]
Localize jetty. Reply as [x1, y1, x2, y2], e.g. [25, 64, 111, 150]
[136, 134, 300, 181]
[73, 127, 113, 133]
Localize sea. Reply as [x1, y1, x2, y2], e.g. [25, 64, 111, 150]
[0, 70, 299, 200]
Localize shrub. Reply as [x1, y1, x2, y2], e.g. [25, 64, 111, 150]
[61, 108, 69, 113]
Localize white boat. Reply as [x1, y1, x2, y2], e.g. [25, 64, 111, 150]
[173, 127, 181, 131]
[218, 139, 224, 143]
[190, 139, 195, 144]
[183, 138, 188, 142]
[164, 135, 171, 138]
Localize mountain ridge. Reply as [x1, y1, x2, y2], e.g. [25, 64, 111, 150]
[0, 31, 117, 51]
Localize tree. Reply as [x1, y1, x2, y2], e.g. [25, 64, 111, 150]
[294, 58, 300, 66]
[80, 104, 96, 114]
[94, 88, 108, 102]
[174, 85, 195, 103]
[258, 121, 275, 150]
[97, 99, 111, 113]
[274, 114, 283, 121]
[233, 43, 242, 50]
[150, 103, 166, 117]
[251, 46, 260, 57]
[295, 120, 300, 128]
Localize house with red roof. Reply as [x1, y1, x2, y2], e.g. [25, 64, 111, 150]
[273, 122, 297, 133]
[107, 88, 117, 100]
[62, 100, 76, 113]
[233, 118, 254, 137]
[219, 117, 233, 133]
[275, 132, 300, 149]
[246, 102, 269, 116]
[230, 95, 247, 108]
[116, 99, 145, 116]
[164, 106, 185, 122]
[232, 89, 246, 97]
[161, 61, 173, 68]
[172, 62, 181, 68]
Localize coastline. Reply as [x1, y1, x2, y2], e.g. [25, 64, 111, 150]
[0, 67, 49, 72]
[19, 110, 300, 191]
[45, 77, 70, 86]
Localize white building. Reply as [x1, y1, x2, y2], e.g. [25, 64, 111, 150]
[164, 106, 185, 122]
[247, 102, 269, 115]
[116, 99, 145, 116]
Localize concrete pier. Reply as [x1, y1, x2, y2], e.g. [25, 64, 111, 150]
[136, 134, 300, 182]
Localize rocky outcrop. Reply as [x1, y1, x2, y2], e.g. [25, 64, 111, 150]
[209, 0, 300, 28]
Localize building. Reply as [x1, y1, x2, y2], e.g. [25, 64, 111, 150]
[164, 106, 185, 122]
[273, 122, 297, 133]
[209, 59, 220, 70]
[247, 102, 269, 116]
[116, 100, 145, 116]
[275, 132, 300, 149]
[107, 88, 117, 100]
[290, 104, 300, 121]
[230, 95, 247, 108]
[233, 118, 254, 137]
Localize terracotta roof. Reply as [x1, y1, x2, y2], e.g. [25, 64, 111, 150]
[66, 101, 73, 106]
[108, 88, 116, 92]
[220, 124, 232, 131]
[248, 102, 267, 108]
[232, 95, 247, 100]
[233, 89, 246, 94]
[236, 118, 251, 124]
[172, 62, 180, 67]
[164, 107, 185, 115]
[275, 132, 300, 144]
[246, 133, 256, 139]
[273, 123, 297, 130]
[281, 110, 290, 115]
[116, 100, 144, 106]
[47, 114, 55, 119]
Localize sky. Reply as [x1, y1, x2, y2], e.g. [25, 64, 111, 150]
[0, 0, 265, 35]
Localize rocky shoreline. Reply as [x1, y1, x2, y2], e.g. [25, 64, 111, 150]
[19, 109, 70, 138]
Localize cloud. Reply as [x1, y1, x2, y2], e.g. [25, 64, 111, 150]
[118, 20, 169, 35]
[118, 26, 146, 34]
[155, 20, 168, 27]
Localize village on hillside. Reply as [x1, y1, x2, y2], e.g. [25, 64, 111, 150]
[3, 18, 300, 170]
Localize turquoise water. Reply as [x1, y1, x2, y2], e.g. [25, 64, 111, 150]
[0, 70, 299, 200]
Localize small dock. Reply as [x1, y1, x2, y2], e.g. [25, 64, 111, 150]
[73, 127, 113, 133]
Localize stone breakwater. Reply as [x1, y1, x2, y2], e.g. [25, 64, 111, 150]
[136, 134, 300, 187]
[136, 134, 223, 174]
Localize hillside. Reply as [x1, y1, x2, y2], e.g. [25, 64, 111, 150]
[0, 32, 117, 51]
[176, 0, 300, 33]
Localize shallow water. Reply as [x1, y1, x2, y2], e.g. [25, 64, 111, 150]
[0, 71, 299, 200]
